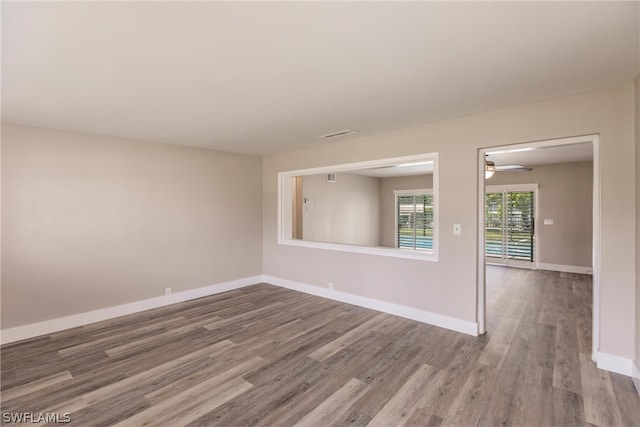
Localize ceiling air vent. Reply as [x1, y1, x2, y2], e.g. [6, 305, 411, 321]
[320, 129, 358, 139]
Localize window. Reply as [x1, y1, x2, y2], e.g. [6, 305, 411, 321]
[395, 189, 434, 251]
[277, 153, 439, 261]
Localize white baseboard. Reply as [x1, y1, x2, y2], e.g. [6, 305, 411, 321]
[633, 361, 640, 395]
[4, 273, 635, 382]
[0, 276, 262, 345]
[537, 263, 592, 275]
[262, 275, 478, 336]
[597, 352, 634, 377]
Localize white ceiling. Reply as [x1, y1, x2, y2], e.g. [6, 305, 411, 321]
[325, 142, 593, 179]
[487, 142, 594, 168]
[352, 162, 434, 179]
[2, 2, 639, 156]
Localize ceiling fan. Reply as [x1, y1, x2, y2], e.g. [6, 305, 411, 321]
[485, 155, 532, 179]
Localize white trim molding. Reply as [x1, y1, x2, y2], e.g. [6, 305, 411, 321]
[537, 263, 593, 275]
[0, 276, 262, 345]
[263, 275, 478, 336]
[597, 352, 634, 377]
[633, 361, 640, 395]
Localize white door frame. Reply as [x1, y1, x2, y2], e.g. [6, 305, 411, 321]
[477, 134, 600, 362]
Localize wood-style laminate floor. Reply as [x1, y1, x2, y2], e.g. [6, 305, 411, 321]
[1, 266, 638, 426]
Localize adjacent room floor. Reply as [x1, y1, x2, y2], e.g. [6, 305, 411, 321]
[1, 266, 638, 426]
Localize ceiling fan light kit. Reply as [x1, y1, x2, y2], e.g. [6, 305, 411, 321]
[485, 160, 496, 179]
[485, 154, 533, 179]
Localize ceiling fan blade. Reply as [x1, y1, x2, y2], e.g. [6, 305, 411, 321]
[495, 165, 533, 172]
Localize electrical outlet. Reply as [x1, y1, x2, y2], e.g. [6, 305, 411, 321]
[328, 282, 334, 290]
[165, 287, 171, 296]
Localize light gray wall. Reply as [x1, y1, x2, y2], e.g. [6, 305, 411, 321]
[1, 125, 263, 329]
[379, 174, 433, 248]
[488, 162, 592, 268]
[301, 173, 381, 246]
[263, 83, 636, 360]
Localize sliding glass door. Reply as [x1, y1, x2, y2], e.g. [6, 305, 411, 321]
[485, 185, 536, 266]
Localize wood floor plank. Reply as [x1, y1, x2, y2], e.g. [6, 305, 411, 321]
[39, 395, 89, 420]
[367, 363, 438, 427]
[57, 327, 167, 356]
[252, 328, 392, 427]
[241, 332, 340, 386]
[1, 369, 126, 414]
[2, 275, 637, 427]
[294, 378, 370, 427]
[530, 322, 556, 370]
[1, 371, 73, 401]
[579, 352, 624, 426]
[609, 372, 640, 427]
[417, 328, 467, 370]
[475, 317, 542, 425]
[439, 361, 499, 426]
[67, 395, 150, 427]
[188, 356, 324, 426]
[551, 386, 584, 427]
[477, 299, 525, 368]
[308, 313, 387, 361]
[103, 316, 222, 357]
[405, 409, 443, 427]
[552, 315, 583, 394]
[86, 316, 187, 341]
[115, 357, 264, 426]
[202, 301, 285, 330]
[419, 340, 484, 418]
[144, 355, 265, 406]
[346, 348, 426, 423]
[118, 377, 251, 427]
[2, 351, 70, 391]
[82, 340, 233, 406]
[65, 327, 216, 379]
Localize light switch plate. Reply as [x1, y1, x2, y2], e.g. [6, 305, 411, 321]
[453, 224, 461, 235]
[544, 219, 554, 225]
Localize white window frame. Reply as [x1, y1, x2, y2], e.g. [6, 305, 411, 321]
[394, 189, 434, 252]
[278, 153, 439, 261]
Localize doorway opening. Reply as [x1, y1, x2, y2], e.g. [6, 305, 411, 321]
[477, 134, 599, 361]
